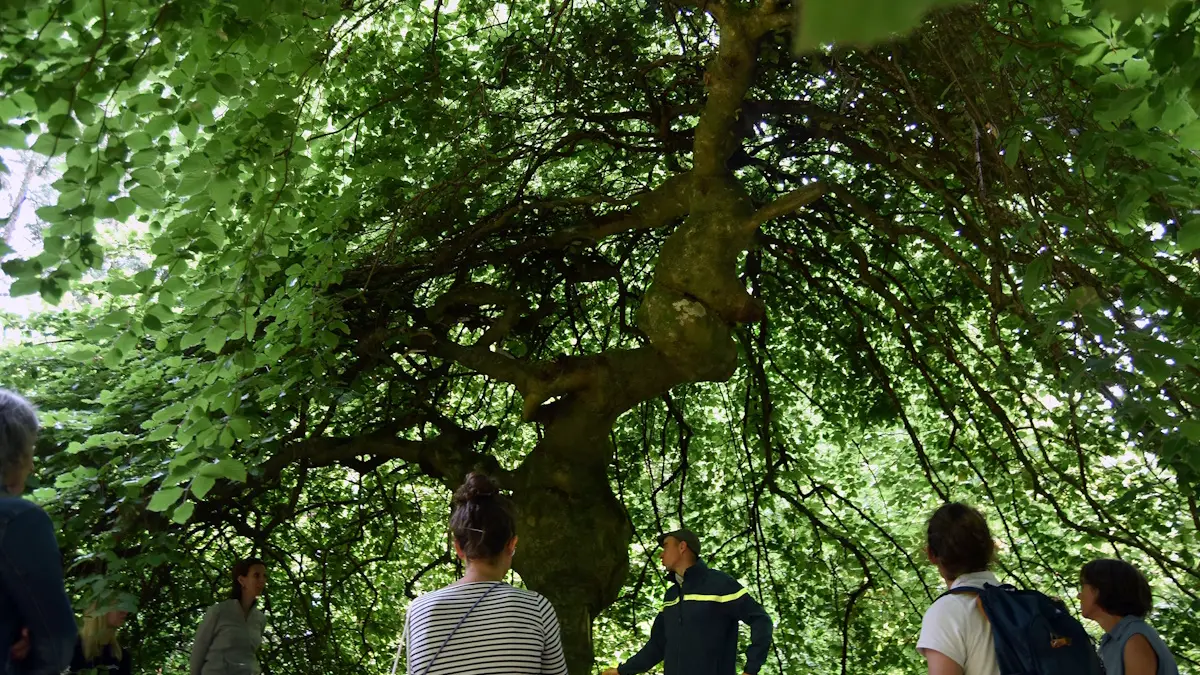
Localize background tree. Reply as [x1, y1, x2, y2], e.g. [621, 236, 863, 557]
[1, 0, 1197, 673]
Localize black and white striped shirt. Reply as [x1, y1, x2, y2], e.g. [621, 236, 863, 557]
[404, 582, 569, 675]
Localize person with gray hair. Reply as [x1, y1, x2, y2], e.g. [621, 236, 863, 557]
[0, 388, 78, 674]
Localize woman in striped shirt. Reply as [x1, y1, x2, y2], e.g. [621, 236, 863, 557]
[404, 472, 568, 675]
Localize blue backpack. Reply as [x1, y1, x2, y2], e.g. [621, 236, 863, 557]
[941, 584, 1103, 675]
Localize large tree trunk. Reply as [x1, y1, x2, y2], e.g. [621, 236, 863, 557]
[512, 408, 632, 675]
[435, 4, 803, 671]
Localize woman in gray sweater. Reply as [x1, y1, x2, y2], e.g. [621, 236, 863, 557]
[189, 557, 268, 675]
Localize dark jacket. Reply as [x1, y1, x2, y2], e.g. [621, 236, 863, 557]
[618, 561, 773, 675]
[69, 641, 131, 675]
[0, 489, 77, 675]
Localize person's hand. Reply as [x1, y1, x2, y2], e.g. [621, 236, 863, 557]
[601, 669, 620, 675]
[10, 628, 30, 661]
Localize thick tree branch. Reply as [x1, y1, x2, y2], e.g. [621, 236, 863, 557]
[690, 5, 761, 175]
[748, 182, 827, 230]
[265, 426, 508, 489]
[430, 282, 528, 348]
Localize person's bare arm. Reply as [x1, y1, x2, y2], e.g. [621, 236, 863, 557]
[1124, 634, 1160, 675]
[922, 649, 965, 675]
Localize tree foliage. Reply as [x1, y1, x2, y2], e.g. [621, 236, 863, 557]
[2, 0, 1198, 673]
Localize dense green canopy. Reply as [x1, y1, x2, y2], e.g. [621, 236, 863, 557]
[1, 0, 1198, 673]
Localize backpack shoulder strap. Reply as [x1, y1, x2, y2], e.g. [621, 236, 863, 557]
[937, 586, 980, 601]
[936, 586, 989, 621]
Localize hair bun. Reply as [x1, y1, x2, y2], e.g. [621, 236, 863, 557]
[454, 472, 501, 505]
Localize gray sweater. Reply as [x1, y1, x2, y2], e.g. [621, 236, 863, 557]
[189, 599, 265, 675]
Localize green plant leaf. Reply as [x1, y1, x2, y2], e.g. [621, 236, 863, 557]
[204, 328, 226, 354]
[190, 475, 216, 500]
[178, 172, 212, 196]
[8, 276, 40, 297]
[171, 500, 195, 524]
[1180, 217, 1200, 251]
[0, 125, 27, 149]
[794, 0, 973, 52]
[201, 458, 247, 483]
[147, 486, 184, 512]
[130, 186, 165, 210]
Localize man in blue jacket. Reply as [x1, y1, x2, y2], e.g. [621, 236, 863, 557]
[603, 528, 773, 675]
[0, 389, 77, 675]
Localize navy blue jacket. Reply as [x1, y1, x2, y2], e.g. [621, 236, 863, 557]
[618, 561, 773, 675]
[0, 489, 77, 675]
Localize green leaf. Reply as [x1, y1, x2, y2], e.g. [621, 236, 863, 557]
[190, 475, 216, 500]
[1154, 27, 1195, 73]
[115, 197, 137, 220]
[1097, 89, 1148, 123]
[1124, 57, 1152, 84]
[1159, 97, 1197, 131]
[31, 488, 57, 502]
[171, 500, 195, 524]
[75, 99, 100, 126]
[228, 417, 252, 440]
[794, 0, 972, 52]
[130, 186, 165, 210]
[146, 424, 176, 442]
[1004, 132, 1023, 168]
[146, 115, 175, 138]
[204, 328, 226, 354]
[131, 149, 159, 167]
[1180, 218, 1200, 252]
[213, 73, 240, 96]
[131, 168, 162, 187]
[126, 131, 153, 150]
[147, 486, 184, 512]
[1133, 351, 1172, 386]
[35, 205, 67, 223]
[1180, 420, 1200, 442]
[108, 278, 140, 295]
[1075, 42, 1109, 67]
[180, 330, 206, 350]
[8, 276, 40, 297]
[1023, 256, 1050, 306]
[178, 172, 212, 196]
[0, 124, 27, 149]
[203, 458, 247, 483]
[85, 324, 119, 340]
[66, 348, 97, 363]
[1066, 286, 1099, 310]
[114, 331, 137, 355]
[143, 313, 164, 331]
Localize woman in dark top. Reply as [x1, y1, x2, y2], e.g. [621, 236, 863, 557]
[69, 607, 131, 675]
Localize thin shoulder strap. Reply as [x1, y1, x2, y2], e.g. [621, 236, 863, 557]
[413, 582, 503, 675]
[389, 624, 405, 675]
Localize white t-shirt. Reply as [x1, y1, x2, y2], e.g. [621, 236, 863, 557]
[404, 581, 569, 675]
[917, 571, 1001, 675]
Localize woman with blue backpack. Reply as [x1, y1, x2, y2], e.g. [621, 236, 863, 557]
[917, 502, 1002, 675]
[1079, 559, 1179, 675]
[918, 503, 1102, 675]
